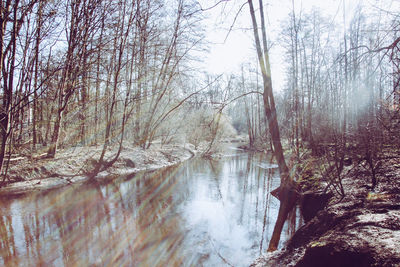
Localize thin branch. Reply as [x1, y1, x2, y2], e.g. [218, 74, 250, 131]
[217, 90, 263, 112]
[150, 74, 224, 134]
[186, 0, 231, 17]
[342, 36, 400, 60]
[224, 2, 248, 43]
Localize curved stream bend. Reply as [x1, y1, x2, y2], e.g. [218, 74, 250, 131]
[0, 148, 299, 267]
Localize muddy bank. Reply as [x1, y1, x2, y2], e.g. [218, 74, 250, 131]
[251, 153, 400, 267]
[0, 143, 197, 197]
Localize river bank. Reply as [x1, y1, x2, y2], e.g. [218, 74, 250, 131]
[251, 150, 400, 267]
[0, 142, 199, 196]
[0, 141, 285, 267]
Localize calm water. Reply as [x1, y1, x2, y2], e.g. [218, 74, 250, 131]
[0, 147, 299, 267]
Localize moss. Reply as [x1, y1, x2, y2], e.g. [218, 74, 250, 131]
[310, 241, 327, 248]
[367, 192, 391, 202]
[296, 155, 324, 192]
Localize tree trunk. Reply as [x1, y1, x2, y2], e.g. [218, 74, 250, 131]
[33, 0, 43, 149]
[47, 110, 62, 158]
[268, 183, 298, 251]
[0, 1, 18, 176]
[248, 0, 298, 251]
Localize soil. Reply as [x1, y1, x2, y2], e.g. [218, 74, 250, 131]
[251, 150, 400, 267]
[0, 142, 198, 196]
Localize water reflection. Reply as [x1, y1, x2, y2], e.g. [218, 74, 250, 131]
[0, 149, 299, 266]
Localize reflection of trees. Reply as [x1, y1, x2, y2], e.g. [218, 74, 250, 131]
[207, 160, 224, 201]
[199, 150, 296, 256]
[132, 166, 187, 266]
[42, 185, 114, 266]
[0, 154, 300, 266]
[196, 150, 297, 256]
[34, 201, 44, 265]
[286, 207, 298, 237]
[239, 152, 253, 224]
[0, 169, 184, 266]
[260, 168, 273, 253]
[20, 201, 44, 266]
[0, 202, 19, 267]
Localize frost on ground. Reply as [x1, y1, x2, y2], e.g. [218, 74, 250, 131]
[251, 152, 400, 267]
[0, 143, 197, 196]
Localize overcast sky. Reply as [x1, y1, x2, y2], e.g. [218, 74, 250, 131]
[198, 0, 397, 92]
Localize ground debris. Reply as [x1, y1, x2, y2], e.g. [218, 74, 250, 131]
[251, 153, 400, 267]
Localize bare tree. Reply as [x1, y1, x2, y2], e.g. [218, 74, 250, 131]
[0, 0, 39, 178]
[248, 0, 298, 251]
[46, 0, 103, 157]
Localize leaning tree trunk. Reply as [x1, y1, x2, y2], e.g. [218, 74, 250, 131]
[248, 0, 299, 251]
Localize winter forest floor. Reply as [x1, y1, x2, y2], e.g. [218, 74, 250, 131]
[0, 142, 201, 196]
[251, 147, 400, 267]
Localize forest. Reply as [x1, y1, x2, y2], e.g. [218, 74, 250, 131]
[0, 0, 400, 266]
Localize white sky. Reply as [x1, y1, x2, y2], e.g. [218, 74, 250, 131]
[198, 0, 395, 92]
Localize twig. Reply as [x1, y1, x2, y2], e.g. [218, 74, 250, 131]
[186, 0, 231, 17]
[208, 236, 235, 267]
[224, 2, 248, 43]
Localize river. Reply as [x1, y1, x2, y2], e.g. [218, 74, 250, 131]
[0, 146, 300, 266]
